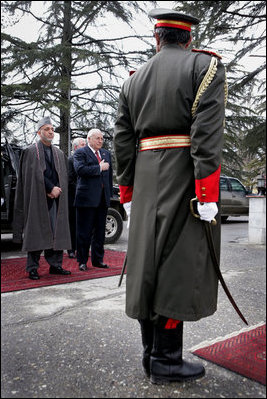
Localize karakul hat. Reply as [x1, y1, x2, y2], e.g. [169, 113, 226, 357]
[36, 116, 52, 132]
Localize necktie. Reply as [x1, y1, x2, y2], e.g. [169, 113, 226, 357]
[96, 151, 104, 188]
[95, 151, 101, 163]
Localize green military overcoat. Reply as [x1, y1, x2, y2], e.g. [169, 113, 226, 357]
[114, 44, 226, 321]
[13, 140, 71, 252]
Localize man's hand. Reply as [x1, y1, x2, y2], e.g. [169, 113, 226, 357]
[48, 186, 62, 199]
[197, 202, 218, 223]
[123, 201, 132, 228]
[100, 159, 110, 171]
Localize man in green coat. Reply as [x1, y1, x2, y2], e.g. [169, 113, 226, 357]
[13, 116, 72, 280]
[114, 8, 226, 384]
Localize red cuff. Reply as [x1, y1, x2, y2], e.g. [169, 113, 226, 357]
[195, 165, 221, 202]
[119, 185, 133, 203]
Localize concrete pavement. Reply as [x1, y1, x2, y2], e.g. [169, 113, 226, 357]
[1, 218, 266, 398]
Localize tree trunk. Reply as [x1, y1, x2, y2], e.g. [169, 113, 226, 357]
[59, 0, 72, 155]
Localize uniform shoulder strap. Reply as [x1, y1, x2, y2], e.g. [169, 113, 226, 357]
[192, 48, 222, 59]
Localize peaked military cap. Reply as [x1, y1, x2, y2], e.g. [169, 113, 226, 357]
[149, 8, 200, 31]
[36, 116, 53, 132]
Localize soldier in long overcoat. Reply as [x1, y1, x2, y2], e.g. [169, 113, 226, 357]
[114, 8, 226, 384]
[13, 116, 72, 280]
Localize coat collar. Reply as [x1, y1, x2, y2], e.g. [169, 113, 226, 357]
[85, 145, 97, 161]
[36, 140, 60, 173]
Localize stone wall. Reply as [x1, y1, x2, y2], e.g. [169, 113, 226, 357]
[248, 196, 266, 245]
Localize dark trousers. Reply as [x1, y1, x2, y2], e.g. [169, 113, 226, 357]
[76, 196, 108, 266]
[26, 249, 63, 272]
[68, 205, 77, 253]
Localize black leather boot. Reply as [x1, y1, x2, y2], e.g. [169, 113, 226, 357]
[138, 319, 154, 378]
[150, 321, 205, 384]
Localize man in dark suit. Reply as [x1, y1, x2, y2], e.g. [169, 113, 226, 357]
[73, 128, 113, 271]
[67, 137, 86, 259]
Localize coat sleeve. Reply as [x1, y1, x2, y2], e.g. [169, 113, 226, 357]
[190, 55, 226, 202]
[114, 83, 137, 203]
[68, 156, 77, 187]
[12, 149, 27, 243]
[108, 152, 114, 198]
[73, 148, 101, 177]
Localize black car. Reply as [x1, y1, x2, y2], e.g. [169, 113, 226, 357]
[1, 142, 126, 244]
[105, 184, 126, 243]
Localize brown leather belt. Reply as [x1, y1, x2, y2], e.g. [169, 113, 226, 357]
[139, 135, 191, 151]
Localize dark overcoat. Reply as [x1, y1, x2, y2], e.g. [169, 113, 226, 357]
[13, 140, 71, 252]
[68, 154, 77, 207]
[114, 44, 226, 321]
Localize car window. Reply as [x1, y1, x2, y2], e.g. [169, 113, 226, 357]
[220, 177, 229, 191]
[229, 178, 245, 192]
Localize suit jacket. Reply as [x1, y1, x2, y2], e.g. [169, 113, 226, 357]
[73, 146, 113, 208]
[42, 142, 59, 210]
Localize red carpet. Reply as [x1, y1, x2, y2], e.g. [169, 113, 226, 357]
[1, 250, 126, 293]
[192, 323, 266, 385]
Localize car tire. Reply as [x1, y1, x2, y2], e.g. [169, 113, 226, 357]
[105, 208, 123, 244]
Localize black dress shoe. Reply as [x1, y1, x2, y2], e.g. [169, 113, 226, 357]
[92, 262, 109, 269]
[68, 251, 76, 259]
[49, 266, 71, 275]
[29, 270, 40, 280]
[79, 264, 88, 271]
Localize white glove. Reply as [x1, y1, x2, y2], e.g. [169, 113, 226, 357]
[123, 201, 132, 228]
[197, 202, 218, 223]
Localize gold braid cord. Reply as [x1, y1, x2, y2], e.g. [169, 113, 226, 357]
[191, 57, 218, 118]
